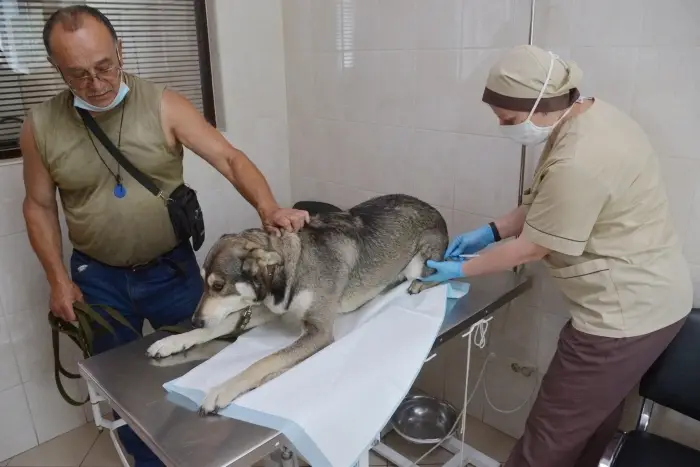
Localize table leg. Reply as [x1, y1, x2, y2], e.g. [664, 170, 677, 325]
[373, 318, 504, 467]
[356, 449, 370, 467]
[86, 382, 130, 467]
[280, 446, 299, 467]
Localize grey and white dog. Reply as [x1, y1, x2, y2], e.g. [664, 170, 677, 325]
[146, 193, 448, 415]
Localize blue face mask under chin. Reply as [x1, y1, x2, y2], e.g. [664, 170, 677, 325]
[73, 80, 130, 112]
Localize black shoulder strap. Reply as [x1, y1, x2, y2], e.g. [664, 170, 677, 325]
[76, 106, 162, 198]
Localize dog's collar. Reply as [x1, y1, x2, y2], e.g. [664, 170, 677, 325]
[234, 306, 253, 334]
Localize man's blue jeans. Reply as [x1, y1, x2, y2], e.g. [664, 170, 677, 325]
[71, 242, 203, 467]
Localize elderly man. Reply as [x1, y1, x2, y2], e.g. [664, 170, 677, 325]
[20, 5, 307, 466]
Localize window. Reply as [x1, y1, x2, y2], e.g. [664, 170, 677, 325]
[0, 0, 216, 160]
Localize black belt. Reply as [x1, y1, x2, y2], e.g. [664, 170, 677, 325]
[75, 244, 185, 274]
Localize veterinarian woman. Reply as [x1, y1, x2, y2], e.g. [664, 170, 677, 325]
[421, 45, 693, 467]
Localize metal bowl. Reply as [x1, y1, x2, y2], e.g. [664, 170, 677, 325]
[390, 394, 458, 445]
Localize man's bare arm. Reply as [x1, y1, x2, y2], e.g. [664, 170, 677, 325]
[160, 89, 280, 218]
[20, 119, 68, 286]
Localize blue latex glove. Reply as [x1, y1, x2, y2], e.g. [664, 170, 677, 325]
[419, 259, 465, 283]
[444, 224, 495, 259]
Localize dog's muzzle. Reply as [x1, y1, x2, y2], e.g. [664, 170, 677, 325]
[192, 316, 206, 328]
[192, 306, 254, 334]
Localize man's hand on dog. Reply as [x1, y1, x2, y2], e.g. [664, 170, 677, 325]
[261, 207, 310, 236]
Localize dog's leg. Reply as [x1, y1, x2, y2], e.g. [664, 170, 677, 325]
[408, 228, 449, 294]
[149, 341, 229, 368]
[199, 320, 333, 415]
[146, 313, 241, 359]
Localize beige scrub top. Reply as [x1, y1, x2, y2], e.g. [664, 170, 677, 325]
[522, 99, 693, 338]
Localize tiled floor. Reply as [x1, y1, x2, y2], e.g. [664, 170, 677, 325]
[0, 416, 515, 466]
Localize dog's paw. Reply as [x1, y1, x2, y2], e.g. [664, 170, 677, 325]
[146, 334, 199, 359]
[408, 279, 441, 295]
[198, 380, 253, 416]
[408, 279, 427, 294]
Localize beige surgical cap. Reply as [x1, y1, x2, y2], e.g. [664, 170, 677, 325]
[482, 45, 583, 113]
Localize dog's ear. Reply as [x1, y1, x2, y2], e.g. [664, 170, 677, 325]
[221, 237, 265, 258]
[241, 249, 283, 275]
[241, 250, 283, 301]
[249, 249, 283, 267]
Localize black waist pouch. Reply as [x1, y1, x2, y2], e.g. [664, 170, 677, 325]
[77, 107, 206, 251]
[167, 184, 205, 251]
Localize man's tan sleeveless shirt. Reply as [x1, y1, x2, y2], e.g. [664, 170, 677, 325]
[29, 73, 184, 267]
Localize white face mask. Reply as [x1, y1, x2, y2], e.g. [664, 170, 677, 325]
[74, 79, 130, 112]
[499, 52, 573, 146]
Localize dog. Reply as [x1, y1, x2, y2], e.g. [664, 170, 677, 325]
[146, 193, 449, 415]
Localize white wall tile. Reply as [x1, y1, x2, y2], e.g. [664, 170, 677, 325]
[459, 48, 510, 138]
[443, 335, 488, 421]
[570, 0, 645, 47]
[452, 134, 521, 218]
[282, 0, 314, 120]
[414, 50, 464, 133]
[341, 51, 381, 122]
[481, 357, 539, 439]
[0, 385, 38, 462]
[0, 163, 26, 237]
[683, 184, 700, 265]
[640, 0, 700, 47]
[314, 53, 345, 120]
[376, 52, 417, 127]
[332, 121, 381, 189]
[414, 0, 462, 50]
[487, 304, 540, 367]
[23, 372, 86, 444]
[388, 128, 458, 207]
[212, 0, 290, 123]
[0, 232, 50, 316]
[347, 0, 379, 52]
[659, 157, 700, 247]
[5, 309, 77, 384]
[298, 118, 344, 181]
[630, 48, 700, 161]
[451, 210, 494, 233]
[291, 177, 381, 210]
[569, 47, 640, 113]
[461, 0, 530, 48]
[370, 0, 417, 50]
[310, 0, 340, 53]
[0, 317, 20, 393]
[531, 0, 573, 48]
[413, 347, 447, 399]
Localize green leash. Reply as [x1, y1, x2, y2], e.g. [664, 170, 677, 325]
[49, 302, 139, 406]
[49, 304, 249, 406]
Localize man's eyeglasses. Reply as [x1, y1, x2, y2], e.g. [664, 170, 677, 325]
[66, 65, 121, 89]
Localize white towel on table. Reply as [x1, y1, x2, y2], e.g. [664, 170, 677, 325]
[164, 281, 469, 467]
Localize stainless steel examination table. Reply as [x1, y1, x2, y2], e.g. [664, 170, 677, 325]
[78, 271, 532, 467]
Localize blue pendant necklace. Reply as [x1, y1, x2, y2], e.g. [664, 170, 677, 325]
[84, 99, 127, 199]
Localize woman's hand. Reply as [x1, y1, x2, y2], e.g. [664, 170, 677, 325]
[419, 259, 465, 283]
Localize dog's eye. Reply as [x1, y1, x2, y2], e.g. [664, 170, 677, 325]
[211, 282, 224, 292]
